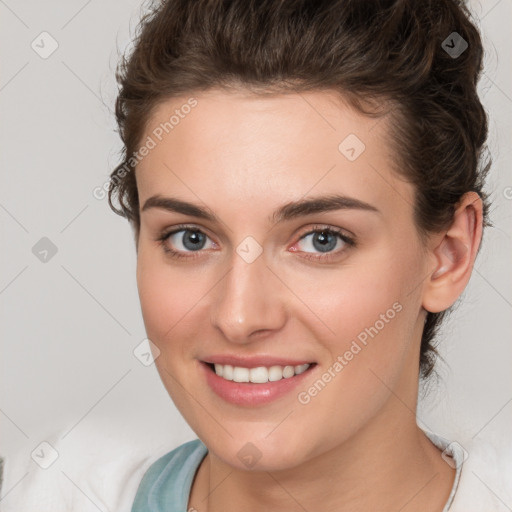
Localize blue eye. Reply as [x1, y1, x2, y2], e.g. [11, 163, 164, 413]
[295, 227, 355, 260]
[171, 229, 209, 251]
[157, 226, 215, 259]
[299, 230, 341, 253]
[156, 224, 355, 261]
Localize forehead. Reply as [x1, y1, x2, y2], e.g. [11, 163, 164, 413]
[136, 89, 413, 224]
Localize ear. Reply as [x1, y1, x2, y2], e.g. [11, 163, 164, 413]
[422, 191, 484, 314]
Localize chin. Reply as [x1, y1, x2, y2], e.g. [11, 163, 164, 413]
[205, 433, 311, 472]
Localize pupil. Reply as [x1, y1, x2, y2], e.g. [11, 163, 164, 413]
[183, 230, 206, 250]
[313, 231, 336, 253]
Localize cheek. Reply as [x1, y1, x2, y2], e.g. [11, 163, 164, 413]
[283, 259, 420, 437]
[285, 263, 406, 337]
[136, 247, 206, 349]
[283, 245, 422, 371]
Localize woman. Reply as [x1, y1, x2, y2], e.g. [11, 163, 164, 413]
[103, 0, 511, 511]
[2, 0, 509, 511]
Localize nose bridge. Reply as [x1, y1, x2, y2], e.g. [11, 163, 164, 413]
[210, 247, 286, 342]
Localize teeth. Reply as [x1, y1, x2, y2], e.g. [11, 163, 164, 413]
[250, 366, 270, 383]
[211, 363, 311, 383]
[233, 366, 249, 382]
[214, 363, 224, 377]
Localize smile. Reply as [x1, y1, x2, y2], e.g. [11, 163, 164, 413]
[200, 360, 318, 406]
[210, 362, 311, 383]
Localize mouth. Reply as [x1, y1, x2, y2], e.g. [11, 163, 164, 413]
[203, 361, 316, 383]
[199, 360, 318, 406]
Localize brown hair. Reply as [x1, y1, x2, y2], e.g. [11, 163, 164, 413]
[108, 0, 492, 379]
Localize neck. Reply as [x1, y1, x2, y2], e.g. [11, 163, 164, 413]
[189, 399, 455, 512]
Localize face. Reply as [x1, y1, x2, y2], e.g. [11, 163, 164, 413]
[135, 88, 431, 471]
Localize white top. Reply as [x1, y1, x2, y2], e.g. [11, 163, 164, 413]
[1, 420, 511, 511]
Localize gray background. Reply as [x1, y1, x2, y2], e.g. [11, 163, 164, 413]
[1, 0, 511, 485]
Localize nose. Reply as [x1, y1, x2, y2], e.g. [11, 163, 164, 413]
[209, 248, 288, 344]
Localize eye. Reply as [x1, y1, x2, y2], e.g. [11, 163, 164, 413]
[156, 225, 216, 259]
[156, 224, 355, 261]
[291, 226, 355, 261]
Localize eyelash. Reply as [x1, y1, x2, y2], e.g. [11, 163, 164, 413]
[155, 223, 356, 262]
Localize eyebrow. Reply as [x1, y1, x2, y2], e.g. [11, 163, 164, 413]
[141, 194, 380, 224]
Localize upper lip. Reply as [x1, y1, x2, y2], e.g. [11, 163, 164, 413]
[200, 355, 315, 368]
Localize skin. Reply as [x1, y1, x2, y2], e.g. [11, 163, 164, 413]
[134, 88, 482, 512]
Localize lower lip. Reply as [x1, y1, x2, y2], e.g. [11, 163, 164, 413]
[199, 361, 317, 406]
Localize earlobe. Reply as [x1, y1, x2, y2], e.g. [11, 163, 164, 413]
[422, 192, 483, 313]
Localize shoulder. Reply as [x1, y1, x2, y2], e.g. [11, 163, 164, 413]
[449, 434, 512, 512]
[0, 418, 174, 512]
[135, 437, 206, 482]
[132, 438, 208, 511]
